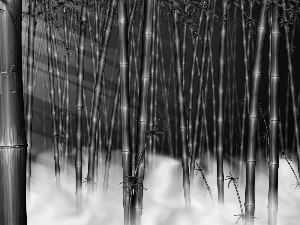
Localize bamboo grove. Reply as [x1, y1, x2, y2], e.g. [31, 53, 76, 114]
[0, 0, 299, 224]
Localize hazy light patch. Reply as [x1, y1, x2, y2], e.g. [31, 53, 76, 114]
[28, 149, 300, 225]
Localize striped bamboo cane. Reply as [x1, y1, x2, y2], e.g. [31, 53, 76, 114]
[268, 2, 280, 224]
[118, 0, 132, 223]
[216, 0, 228, 205]
[245, 0, 268, 223]
[0, 1, 27, 223]
[26, 0, 37, 200]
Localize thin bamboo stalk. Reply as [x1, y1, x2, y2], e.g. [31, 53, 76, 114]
[181, 0, 189, 90]
[148, 0, 157, 162]
[207, 0, 217, 161]
[216, 0, 228, 205]
[26, 0, 37, 200]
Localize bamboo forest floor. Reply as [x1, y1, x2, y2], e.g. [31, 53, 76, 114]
[27, 131, 300, 225]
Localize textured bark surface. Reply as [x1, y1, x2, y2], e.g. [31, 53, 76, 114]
[0, 1, 27, 224]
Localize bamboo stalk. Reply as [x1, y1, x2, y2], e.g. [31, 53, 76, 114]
[118, 0, 132, 223]
[246, 0, 254, 83]
[181, 0, 189, 90]
[0, 1, 27, 223]
[26, 0, 37, 200]
[207, 0, 217, 162]
[216, 0, 228, 205]
[268, 2, 280, 224]
[239, 0, 250, 168]
[245, 0, 268, 223]
[148, 0, 157, 162]
[290, 0, 298, 57]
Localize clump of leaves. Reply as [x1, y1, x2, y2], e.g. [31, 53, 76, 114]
[120, 176, 147, 198]
[259, 103, 270, 146]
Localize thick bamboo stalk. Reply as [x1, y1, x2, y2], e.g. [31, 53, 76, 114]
[25, 0, 37, 200]
[268, 2, 280, 224]
[118, 0, 132, 223]
[0, 1, 27, 224]
[172, 0, 191, 210]
[245, 0, 268, 223]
